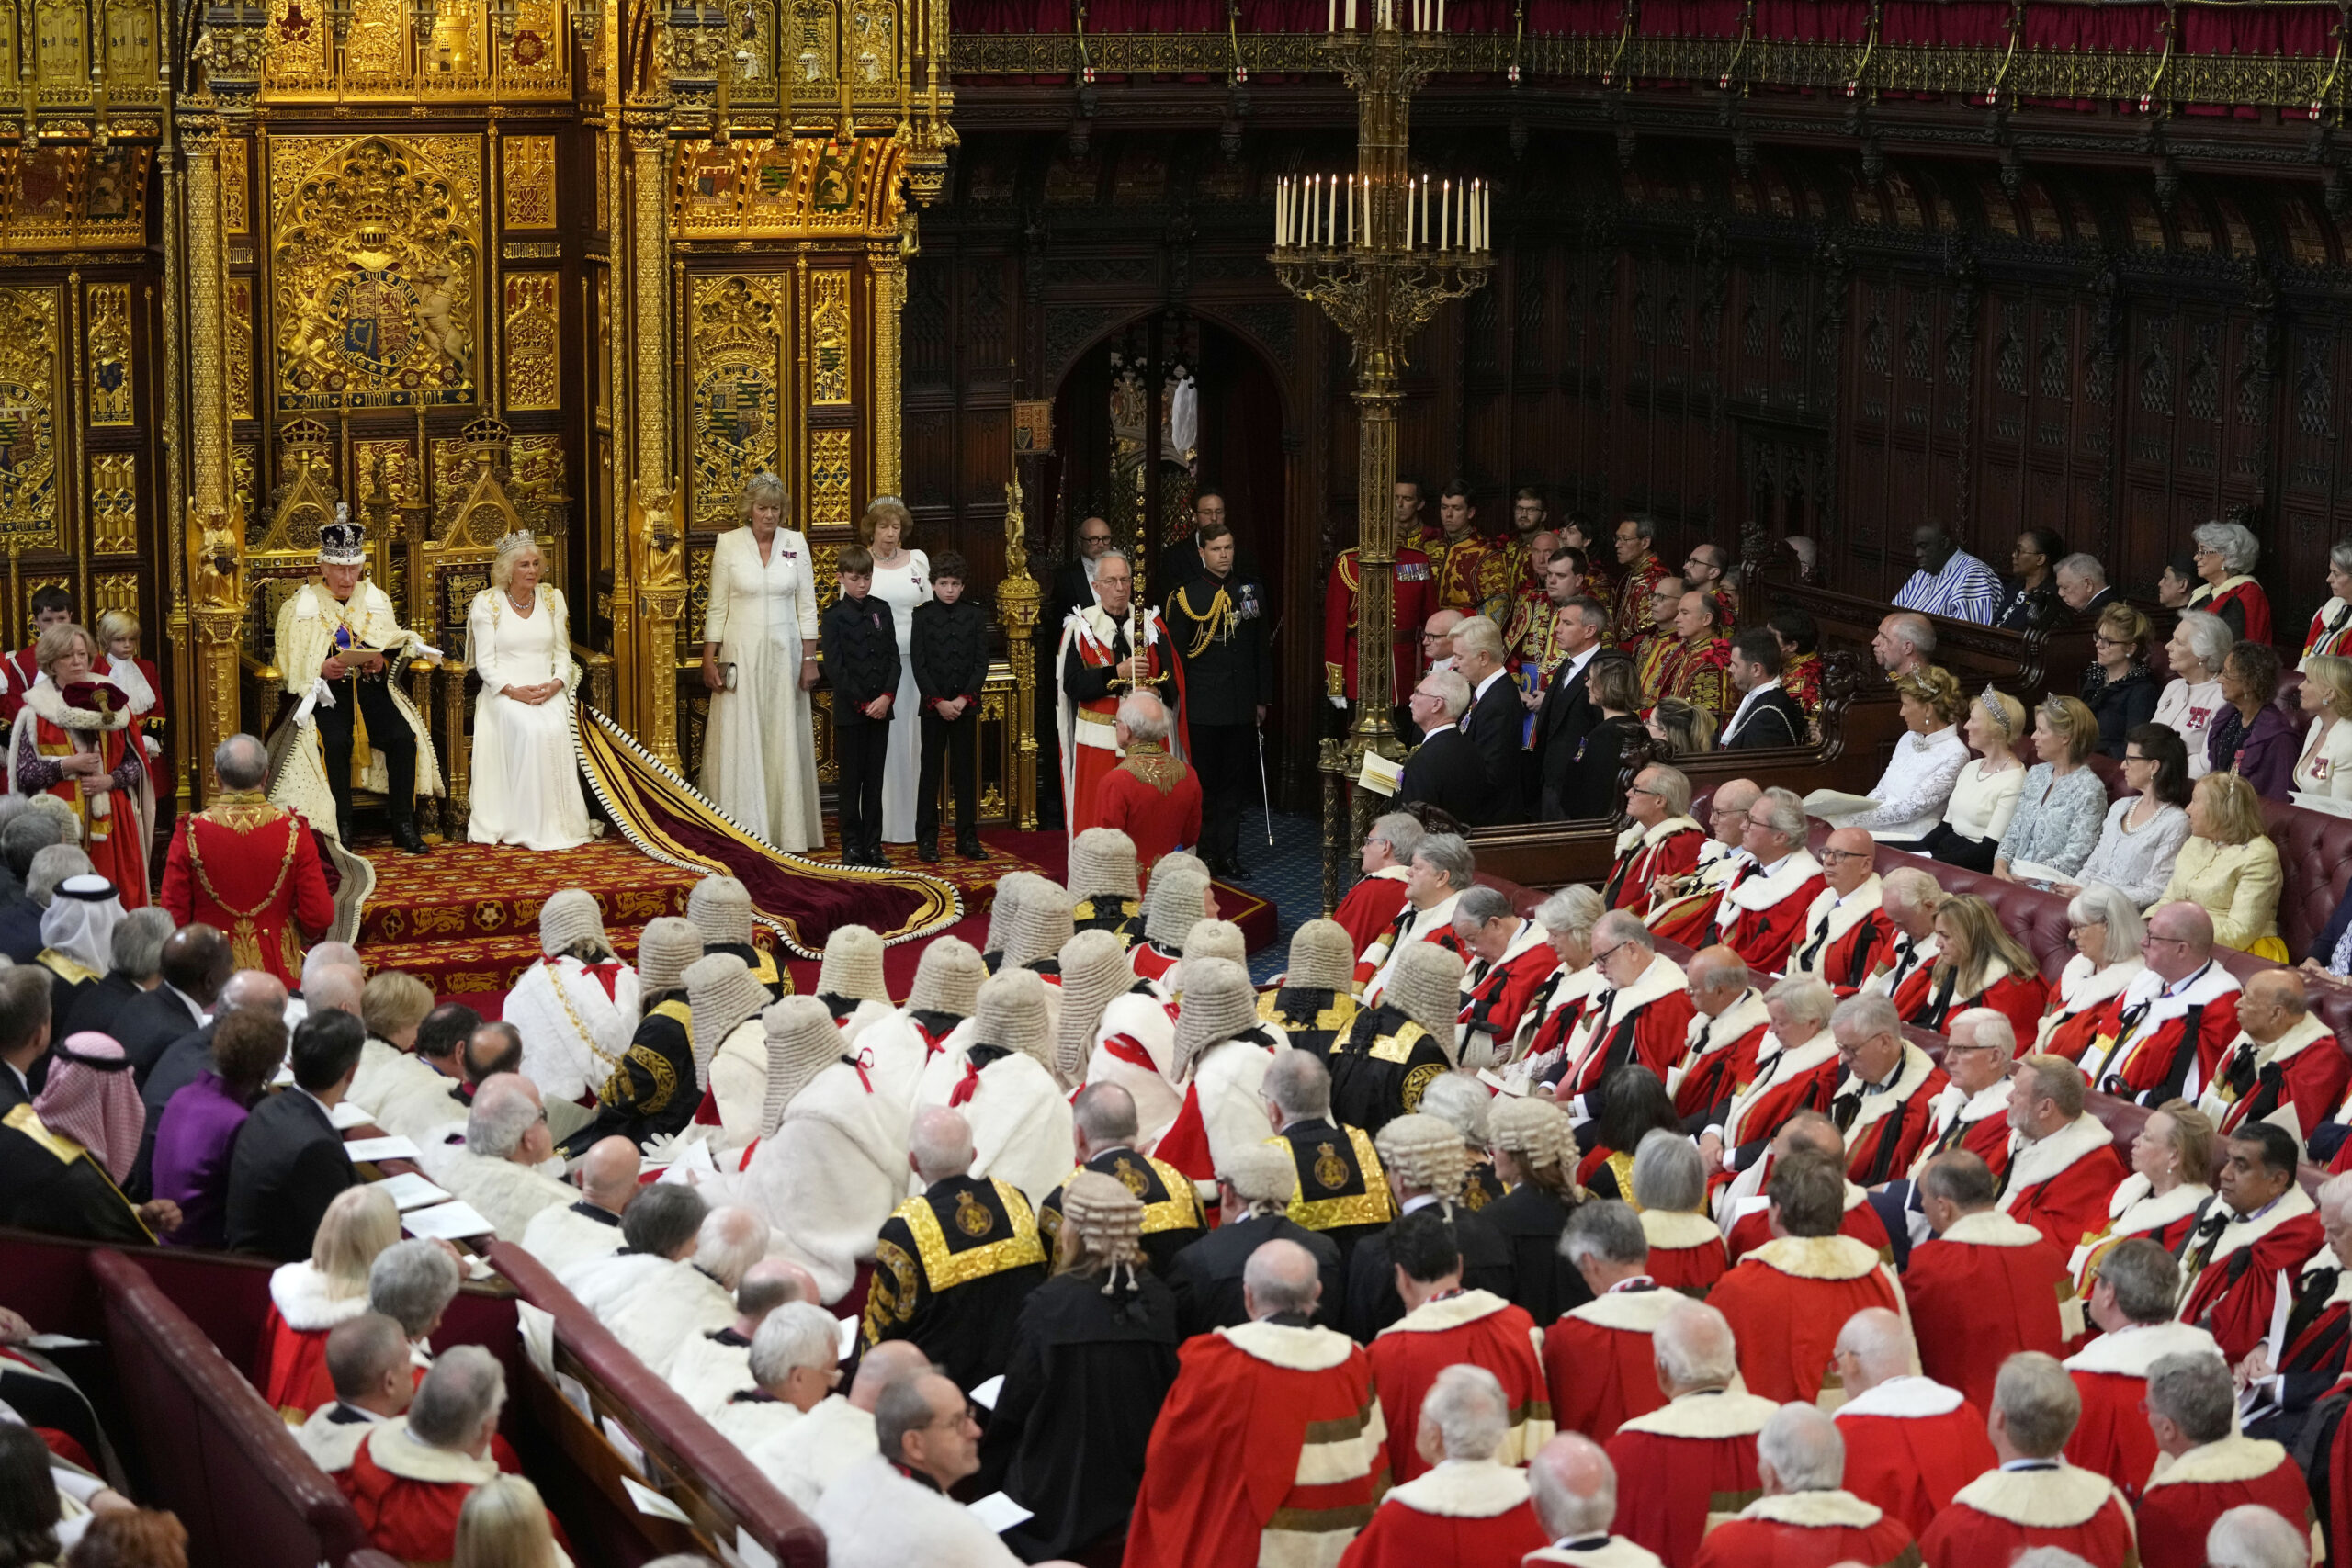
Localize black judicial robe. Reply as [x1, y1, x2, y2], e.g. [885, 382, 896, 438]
[1462, 1158, 1507, 1211]
[1070, 896, 1142, 947]
[570, 995, 695, 1154]
[1272, 1117, 1394, 1267]
[1326, 1004, 1451, 1136]
[707, 940, 788, 1001]
[1482, 1180, 1592, 1327]
[0, 1105, 153, 1246]
[1164, 1211, 1346, 1338]
[863, 1174, 1047, 1391]
[1257, 987, 1359, 1061]
[1038, 1147, 1205, 1276]
[983, 1271, 1182, 1562]
[1342, 1203, 1515, 1343]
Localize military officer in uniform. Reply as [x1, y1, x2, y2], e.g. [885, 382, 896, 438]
[1258, 1049, 1394, 1269]
[861, 1106, 1047, 1393]
[1037, 1083, 1204, 1275]
[1163, 520, 1272, 881]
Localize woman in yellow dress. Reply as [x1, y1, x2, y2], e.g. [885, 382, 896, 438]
[2153, 771, 2286, 960]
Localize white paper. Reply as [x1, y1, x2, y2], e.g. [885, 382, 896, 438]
[516, 1302, 557, 1381]
[967, 1493, 1034, 1534]
[603, 1415, 646, 1475]
[23, 1333, 96, 1349]
[270, 1063, 295, 1088]
[1476, 1068, 1528, 1098]
[329, 1100, 375, 1130]
[622, 1474, 691, 1524]
[735, 1527, 778, 1568]
[835, 1315, 859, 1359]
[371, 1171, 452, 1212]
[2265, 1268, 2293, 1375]
[401, 1200, 495, 1240]
[969, 1374, 1004, 1411]
[345, 1134, 424, 1164]
[1356, 751, 1403, 798]
[655, 1138, 718, 1186]
[556, 1372, 593, 1422]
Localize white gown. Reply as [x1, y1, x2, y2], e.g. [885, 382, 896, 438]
[867, 550, 931, 842]
[701, 526, 823, 852]
[466, 585, 593, 852]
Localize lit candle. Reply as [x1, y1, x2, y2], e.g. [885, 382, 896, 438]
[1277, 177, 1286, 247]
[1437, 0, 1444, 28]
[1346, 175, 1353, 243]
[1441, 178, 1451, 252]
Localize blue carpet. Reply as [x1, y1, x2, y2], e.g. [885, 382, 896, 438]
[1221, 809, 1328, 983]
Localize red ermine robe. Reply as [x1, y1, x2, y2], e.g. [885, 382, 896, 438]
[1998, 1112, 2131, 1256]
[2133, 1434, 2313, 1568]
[1671, 991, 1770, 1126]
[2196, 577, 2273, 643]
[1715, 1033, 1844, 1167]
[256, 1261, 368, 1421]
[1638, 1210, 1727, 1298]
[1646, 844, 1745, 949]
[1724, 1184, 1892, 1267]
[1333, 867, 1412, 965]
[1059, 605, 1178, 837]
[1555, 954, 1693, 1108]
[1907, 1078, 2016, 1184]
[2201, 1014, 2349, 1143]
[1094, 744, 1203, 873]
[2079, 964, 2243, 1106]
[1831, 1377, 1997, 1539]
[1601, 818, 1704, 914]
[1544, 1280, 1679, 1441]
[1787, 879, 1896, 994]
[1707, 1235, 1905, 1404]
[2034, 954, 2147, 1065]
[1604, 1387, 1776, 1567]
[2179, 1187, 2327, 1364]
[1457, 926, 1560, 1066]
[159, 791, 337, 990]
[2068, 1176, 2212, 1299]
[1333, 1461, 1546, 1568]
[1690, 1491, 1918, 1568]
[339, 1423, 502, 1563]
[1832, 1043, 1951, 1186]
[2064, 1320, 2228, 1498]
[1905, 1210, 2079, 1416]
[1917, 1463, 2139, 1568]
[1367, 1291, 1551, 1483]
[1713, 852, 1826, 975]
[1123, 1320, 1389, 1568]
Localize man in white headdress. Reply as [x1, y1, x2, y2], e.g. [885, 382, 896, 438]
[693, 953, 784, 1145]
[419, 1073, 573, 1244]
[1077, 927, 1185, 1144]
[33, 874, 123, 1027]
[265, 516, 443, 858]
[721, 997, 907, 1303]
[910, 970, 1073, 1207]
[809, 924, 893, 1042]
[1068, 828, 1145, 944]
[500, 888, 639, 1104]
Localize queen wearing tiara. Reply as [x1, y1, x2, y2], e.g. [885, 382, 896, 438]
[465, 528, 592, 851]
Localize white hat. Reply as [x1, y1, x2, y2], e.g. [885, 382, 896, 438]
[684, 953, 771, 1089]
[907, 936, 987, 1018]
[1170, 957, 1259, 1079]
[1284, 919, 1355, 991]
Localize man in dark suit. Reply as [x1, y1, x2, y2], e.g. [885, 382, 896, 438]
[62, 908, 172, 1041]
[226, 1008, 364, 1260]
[1047, 513, 1117, 631]
[1450, 614, 1527, 824]
[1396, 669, 1488, 826]
[0, 964, 46, 1116]
[132, 967, 294, 1200]
[2055, 551, 2119, 619]
[1530, 593, 1610, 819]
[1166, 1143, 1345, 1337]
[111, 924, 231, 1086]
[1718, 629, 1809, 750]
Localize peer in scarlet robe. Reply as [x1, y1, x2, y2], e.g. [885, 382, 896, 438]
[1639, 1210, 1729, 1297]
[1458, 921, 1560, 1068]
[1645, 840, 1747, 948]
[2069, 1174, 2213, 1299]
[1673, 989, 1770, 1128]
[2079, 962, 2243, 1107]
[1917, 1461, 2139, 1568]
[157, 790, 334, 989]
[1335, 1458, 1547, 1568]
[1788, 878, 1897, 995]
[1833, 1376, 1997, 1539]
[1869, 931, 1943, 1022]
[1909, 1077, 2016, 1183]
[1708, 1235, 1905, 1404]
[1723, 1183, 1892, 1267]
[1691, 1488, 1918, 1568]
[256, 1258, 369, 1421]
[1369, 1290, 1552, 1483]
[2180, 1184, 2327, 1364]
[1832, 1041, 1951, 1187]
[338, 1422, 503, 1563]
[2064, 1320, 2229, 1497]
[1602, 818, 1705, 914]
[1122, 1317, 1389, 1568]
[2201, 1012, 2349, 1143]
[1905, 1210, 2078, 1416]
[1514, 967, 1607, 1090]
[1999, 1112, 2132, 1255]
[1907, 964, 2050, 1045]
[2038, 954, 2148, 1064]
[2190, 575, 2273, 643]
[1354, 891, 1464, 1003]
[1711, 1032, 1844, 1204]
[1058, 603, 1178, 837]
[1334, 866, 1413, 969]
[1324, 546, 1435, 706]
[1713, 851, 1827, 974]
[8, 681, 153, 910]
[2133, 1434, 2313, 1568]
[1544, 1280, 1678, 1441]
[1550, 954, 1693, 1119]
[1603, 1385, 1776, 1567]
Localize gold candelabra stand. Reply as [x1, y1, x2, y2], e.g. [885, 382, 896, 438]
[1270, 6, 1493, 913]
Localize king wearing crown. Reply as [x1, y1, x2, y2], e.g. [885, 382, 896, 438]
[266, 516, 443, 855]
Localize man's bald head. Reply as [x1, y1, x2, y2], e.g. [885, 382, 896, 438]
[1711, 779, 1761, 845]
[1774, 1109, 1843, 1161]
[1833, 1306, 1916, 1396]
[1653, 1302, 1739, 1393]
[1685, 946, 1750, 1012]
[218, 968, 289, 1019]
[848, 1340, 933, 1413]
[306, 964, 365, 1019]
[579, 1136, 641, 1215]
[2241, 969, 2310, 1045]
[1823, 828, 1876, 896]
[1243, 1238, 1323, 1321]
[2147, 901, 2215, 981]
[1528, 1433, 1620, 1543]
[732, 1257, 816, 1333]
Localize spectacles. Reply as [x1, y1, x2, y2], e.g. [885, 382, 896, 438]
[2094, 634, 2132, 648]
[1628, 784, 1661, 798]
[2122, 753, 2152, 765]
[1590, 942, 1628, 965]
[1818, 848, 1869, 863]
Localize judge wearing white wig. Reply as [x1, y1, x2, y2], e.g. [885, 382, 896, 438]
[699, 473, 823, 853]
[465, 528, 592, 851]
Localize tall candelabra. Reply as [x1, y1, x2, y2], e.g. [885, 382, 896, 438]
[1271, 2, 1493, 913]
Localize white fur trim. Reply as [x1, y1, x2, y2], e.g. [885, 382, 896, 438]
[365, 1424, 499, 1486]
[1721, 851, 1824, 917]
[1721, 1032, 1841, 1150]
[1686, 992, 1770, 1064]
[1640, 1209, 1724, 1250]
[2142, 1435, 2292, 1492]
[1377, 1289, 1510, 1337]
[1616, 1388, 1779, 1441]
[1522, 1543, 1665, 1568]
[1833, 1041, 1940, 1157]
[2202, 1015, 2337, 1123]
[1833, 1375, 1966, 1421]
[1941, 1210, 2055, 1249]
[1949, 1465, 2131, 1531]
[1220, 1319, 1358, 1373]
[2064, 1320, 2225, 1377]
[2194, 1185, 2318, 1280]
[1747, 1235, 1883, 1282]
[269, 1262, 371, 1333]
[1997, 1113, 2118, 1215]
[1735, 1490, 1883, 1529]
[1567, 1285, 1686, 1335]
[1791, 880, 1884, 976]
[1384, 1460, 1532, 1519]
